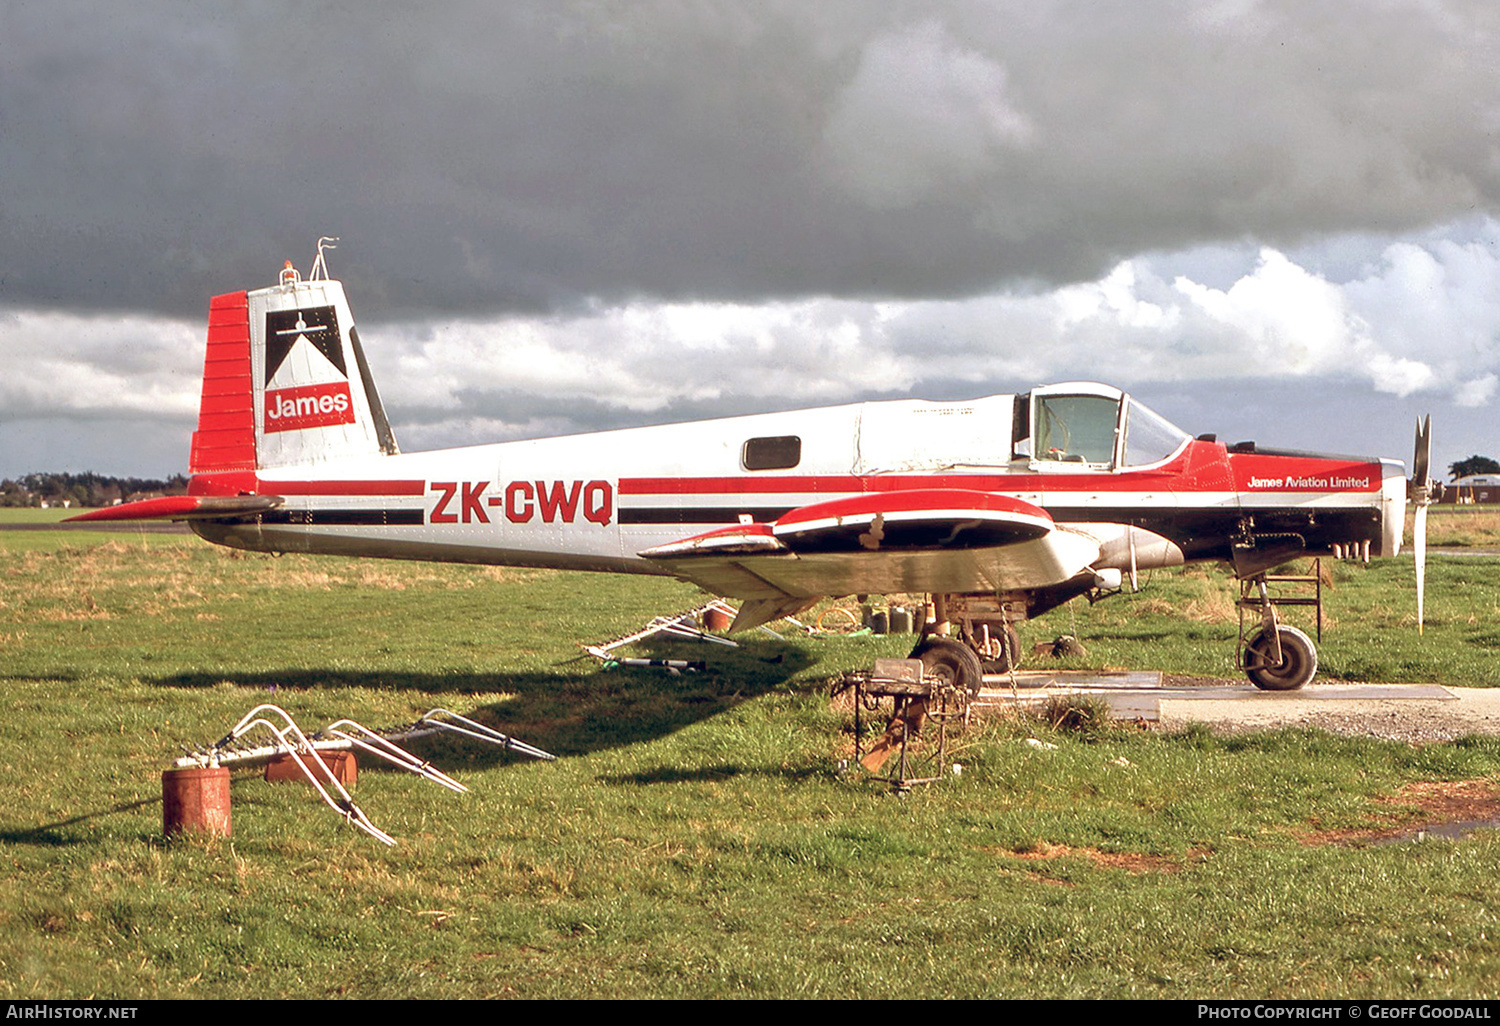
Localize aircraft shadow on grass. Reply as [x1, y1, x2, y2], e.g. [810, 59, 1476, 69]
[147, 638, 818, 766]
[596, 762, 830, 787]
[0, 798, 162, 848]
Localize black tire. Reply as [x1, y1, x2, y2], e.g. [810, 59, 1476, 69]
[1243, 625, 1318, 691]
[910, 638, 985, 696]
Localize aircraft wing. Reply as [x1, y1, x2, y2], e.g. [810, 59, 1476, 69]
[638, 489, 1101, 630]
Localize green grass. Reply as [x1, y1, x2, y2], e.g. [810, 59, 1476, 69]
[0, 506, 192, 554]
[3, 529, 1500, 998]
[0, 508, 75, 523]
[1416, 505, 1500, 548]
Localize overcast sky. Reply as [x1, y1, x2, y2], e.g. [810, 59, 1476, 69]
[2, 1, 1498, 480]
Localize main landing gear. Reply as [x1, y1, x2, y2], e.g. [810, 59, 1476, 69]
[906, 593, 1021, 697]
[900, 572, 1324, 694]
[908, 637, 984, 697]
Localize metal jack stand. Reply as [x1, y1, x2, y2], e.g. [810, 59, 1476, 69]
[1238, 557, 1324, 648]
[842, 659, 968, 793]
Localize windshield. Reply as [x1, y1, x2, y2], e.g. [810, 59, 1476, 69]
[1121, 398, 1190, 467]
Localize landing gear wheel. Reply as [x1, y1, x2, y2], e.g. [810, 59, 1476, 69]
[980, 624, 1022, 674]
[1243, 625, 1318, 691]
[910, 638, 985, 697]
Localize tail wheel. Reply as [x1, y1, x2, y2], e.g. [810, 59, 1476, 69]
[1243, 625, 1318, 691]
[910, 638, 985, 697]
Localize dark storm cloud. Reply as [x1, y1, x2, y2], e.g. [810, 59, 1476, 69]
[3, 1, 1497, 319]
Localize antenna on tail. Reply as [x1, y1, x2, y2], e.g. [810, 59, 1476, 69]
[308, 236, 339, 281]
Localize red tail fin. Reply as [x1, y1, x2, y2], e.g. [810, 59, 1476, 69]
[189, 291, 256, 478]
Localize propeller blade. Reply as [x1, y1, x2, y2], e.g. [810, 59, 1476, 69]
[1411, 414, 1433, 634]
[1413, 415, 1431, 488]
[1414, 502, 1427, 634]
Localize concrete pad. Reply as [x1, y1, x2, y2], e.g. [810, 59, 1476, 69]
[973, 671, 1473, 730]
[1160, 682, 1454, 701]
[983, 669, 1163, 690]
[1162, 685, 1500, 743]
[977, 691, 1161, 721]
[977, 670, 1164, 721]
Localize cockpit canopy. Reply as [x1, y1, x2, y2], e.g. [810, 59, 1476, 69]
[1022, 382, 1190, 470]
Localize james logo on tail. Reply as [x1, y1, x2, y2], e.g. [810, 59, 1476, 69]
[263, 306, 356, 434]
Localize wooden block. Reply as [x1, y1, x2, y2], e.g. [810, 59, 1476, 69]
[265, 750, 357, 786]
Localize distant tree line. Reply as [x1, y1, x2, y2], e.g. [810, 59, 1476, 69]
[1449, 456, 1500, 481]
[0, 472, 187, 508]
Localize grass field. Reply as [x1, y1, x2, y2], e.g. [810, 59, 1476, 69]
[0, 508, 75, 523]
[1412, 505, 1500, 549]
[2, 513, 1500, 998]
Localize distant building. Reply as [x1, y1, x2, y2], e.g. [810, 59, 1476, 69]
[1447, 475, 1500, 504]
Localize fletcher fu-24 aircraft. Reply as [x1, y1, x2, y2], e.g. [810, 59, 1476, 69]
[73, 245, 1437, 693]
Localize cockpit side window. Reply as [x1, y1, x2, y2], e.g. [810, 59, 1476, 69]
[1034, 395, 1121, 466]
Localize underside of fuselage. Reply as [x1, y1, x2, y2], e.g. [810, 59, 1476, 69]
[190, 518, 662, 576]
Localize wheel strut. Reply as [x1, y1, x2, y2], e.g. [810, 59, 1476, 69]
[923, 592, 1023, 677]
[1237, 572, 1319, 690]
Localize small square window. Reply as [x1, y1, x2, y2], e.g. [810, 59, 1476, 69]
[742, 435, 801, 471]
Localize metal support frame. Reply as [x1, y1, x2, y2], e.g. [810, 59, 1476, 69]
[843, 661, 966, 793]
[1236, 557, 1324, 666]
[174, 706, 554, 845]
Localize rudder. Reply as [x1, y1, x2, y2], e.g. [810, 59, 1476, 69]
[189, 291, 256, 476]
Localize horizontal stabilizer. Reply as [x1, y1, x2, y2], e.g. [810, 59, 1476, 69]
[64, 494, 285, 522]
